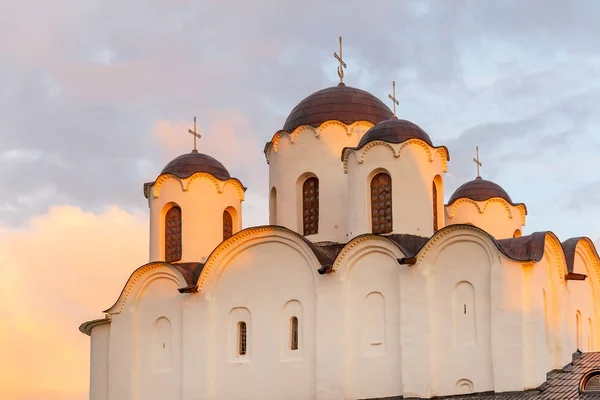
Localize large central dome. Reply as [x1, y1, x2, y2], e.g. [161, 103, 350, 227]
[283, 83, 393, 132]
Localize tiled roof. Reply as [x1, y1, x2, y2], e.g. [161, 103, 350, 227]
[363, 352, 600, 399]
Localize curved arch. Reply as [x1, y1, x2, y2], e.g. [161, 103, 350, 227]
[198, 226, 323, 294]
[104, 262, 189, 315]
[572, 238, 600, 304]
[152, 172, 246, 201]
[418, 224, 501, 268]
[332, 234, 405, 274]
[341, 138, 450, 173]
[152, 174, 185, 198]
[264, 120, 376, 162]
[543, 232, 569, 283]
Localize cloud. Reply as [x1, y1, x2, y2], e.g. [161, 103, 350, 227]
[0, 206, 147, 400]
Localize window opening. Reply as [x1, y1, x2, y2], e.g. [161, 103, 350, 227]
[433, 181, 438, 232]
[238, 321, 247, 355]
[371, 173, 393, 234]
[165, 206, 182, 262]
[302, 177, 319, 236]
[290, 316, 299, 351]
[223, 209, 233, 240]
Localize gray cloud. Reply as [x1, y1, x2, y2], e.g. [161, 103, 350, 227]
[2, 0, 600, 241]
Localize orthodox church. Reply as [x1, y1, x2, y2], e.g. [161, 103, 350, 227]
[80, 39, 600, 400]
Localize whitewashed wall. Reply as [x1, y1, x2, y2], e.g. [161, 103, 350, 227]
[88, 224, 600, 400]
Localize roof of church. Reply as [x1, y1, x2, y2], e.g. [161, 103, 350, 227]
[357, 117, 433, 147]
[448, 176, 526, 212]
[361, 351, 600, 399]
[561, 237, 600, 274]
[282, 83, 393, 132]
[161, 150, 231, 180]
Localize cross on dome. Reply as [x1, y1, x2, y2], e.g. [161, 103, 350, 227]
[388, 80, 399, 117]
[188, 116, 202, 153]
[473, 145, 483, 178]
[333, 36, 347, 84]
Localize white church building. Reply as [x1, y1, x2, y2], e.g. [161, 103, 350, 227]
[80, 43, 600, 400]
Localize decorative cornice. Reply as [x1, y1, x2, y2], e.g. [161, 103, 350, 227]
[331, 235, 402, 273]
[446, 197, 527, 225]
[103, 262, 188, 315]
[544, 232, 568, 282]
[264, 120, 375, 164]
[78, 317, 111, 336]
[151, 172, 245, 201]
[574, 240, 600, 302]
[341, 138, 449, 174]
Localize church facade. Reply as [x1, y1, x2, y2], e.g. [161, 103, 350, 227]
[80, 53, 600, 400]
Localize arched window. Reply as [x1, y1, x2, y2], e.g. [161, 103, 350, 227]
[223, 209, 233, 240]
[302, 177, 319, 236]
[238, 321, 247, 356]
[270, 187, 278, 225]
[580, 371, 600, 393]
[453, 281, 476, 346]
[153, 317, 171, 372]
[513, 229, 522, 238]
[371, 172, 392, 234]
[165, 205, 182, 262]
[432, 180, 438, 232]
[290, 316, 299, 351]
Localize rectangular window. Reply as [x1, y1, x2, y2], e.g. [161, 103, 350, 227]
[238, 321, 247, 355]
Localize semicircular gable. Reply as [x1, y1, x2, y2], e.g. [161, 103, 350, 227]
[197, 226, 324, 294]
[543, 232, 569, 283]
[418, 224, 501, 268]
[564, 237, 600, 301]
[104, 262, 190, 315]
[331, 234, 406, 276]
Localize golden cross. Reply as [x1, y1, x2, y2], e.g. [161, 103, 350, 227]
[388, 80, 399, 117]
[473, 145, 483, 178]
[333, 36, 347, 84]
[188, 116, 201, 152]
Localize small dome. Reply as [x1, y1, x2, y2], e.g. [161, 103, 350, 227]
[283, 83, 393, 132]
[448, 177, 515, 205]
[161, 150, 231, 180]
[357, 118, 433, 148]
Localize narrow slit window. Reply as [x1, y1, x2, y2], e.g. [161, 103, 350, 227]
[223, 209, 233, 240]
[165, 206, 182, 262]
[302, 177, 319, 236]
[238, 321, 247, 355]
[432, 181, 438, 232]
[290, 316, 299, 351]
[371, 173, 393, 234]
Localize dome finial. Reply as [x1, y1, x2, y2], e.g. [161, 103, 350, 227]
[334, 36, 347, 84]
[188, 116, 202, 153]
[388, 80, 399, 117]
[473, 145, 483, 178]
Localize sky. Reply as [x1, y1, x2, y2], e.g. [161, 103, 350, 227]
[2, 0, 600, 398]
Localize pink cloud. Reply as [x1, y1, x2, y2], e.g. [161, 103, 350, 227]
[0, 206, 148, 400]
